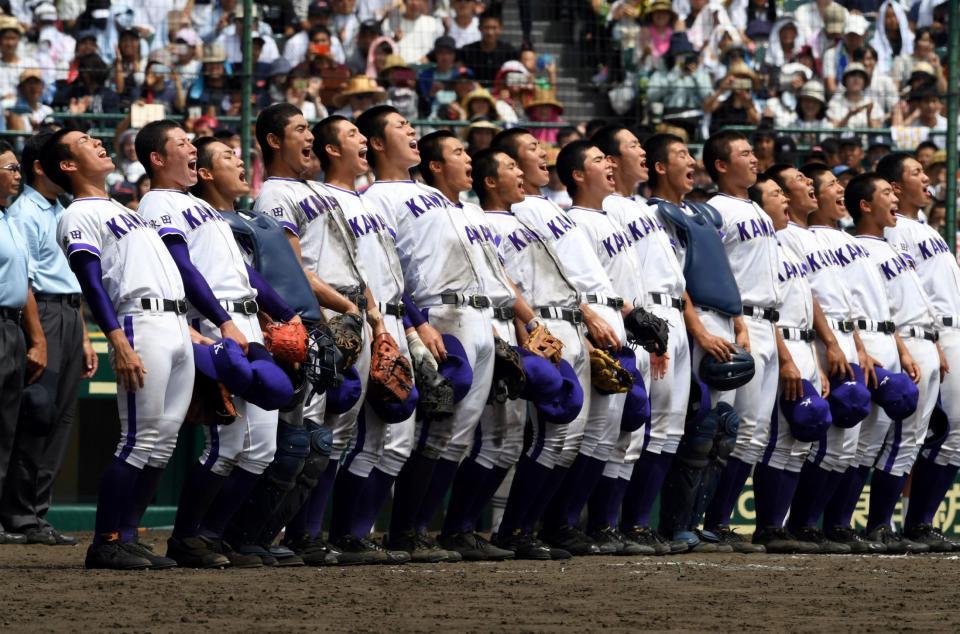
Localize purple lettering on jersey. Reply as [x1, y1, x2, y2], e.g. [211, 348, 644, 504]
[106, 217, 127, 239]
[465, 225, 481, 244]
[508, 231, 528, 252]
[736, 221, 750, 241]
[298, 196, 320, 220]
[480, 225, 494, 243]
[404, 198, 426, 217]
[879, 255, 907, 281]
[834, 248, 851, 266]
[182, 207, 201, 229]
[805, 252, 822, 272]
[546, 214, 574, 239]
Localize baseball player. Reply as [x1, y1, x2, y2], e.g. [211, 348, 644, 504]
[492, 128, 625, 556]
[877, 153, 959, 551]
[595, 127, 690, 555]
[700, 131, 781, 552]
[826, 172, 936, 553]
[354, 105, 457, 563]
[44, 129, 194, 570]
[781, 164, 878, 553]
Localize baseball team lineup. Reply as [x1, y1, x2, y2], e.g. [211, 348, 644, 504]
[41, 100, 960, 570]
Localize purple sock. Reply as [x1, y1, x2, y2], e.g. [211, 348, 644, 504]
[823, 465, 871, 529]
[564, 455, 607, 527]
[329, 467, 369, 542]
[703, 457, 753, 530]
[171, 462, 228, 539]
[528, 466, 568, 534]
[620, 451, 674, 529]
[285, 459, 338, 539]
[119, 465, 166, 543]
[542, 458, 585, 531]
[787, 461, 830, 530]
[414, 458, 460, 534]
[500, 457, 552, 535]
[772, 469, 801, 528]
[866, 470, 907, 532]
[921, 462, 960, 526]
[388, 452, 436, 539]
[751, 463, 783, 529]
[441, 458, 493, 537]
[93, 458, 141, 545]
[199, 467, 261, 539]
[905, 456, 959, 528]
[586, 475, 620, 532]
[352, 468, 394, 538]
[463, 465, 509, 532]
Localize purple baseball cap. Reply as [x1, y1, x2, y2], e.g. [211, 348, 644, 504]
[870, 366, 919, 421]
[536, 358, 584, 425]
[439, 334, 474, 403]
[828, 363, 872, 428]
[617, 347, 650, 432]
[193, 338, 254, 395]
[327, 366, 363, 415]
[368, 385, 420, 424]
[241, 342, 295, 410]
[780, 379, 832, 442]
[517, 348, 564, 403]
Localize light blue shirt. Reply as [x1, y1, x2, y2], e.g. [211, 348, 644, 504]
[0, 208, 31, 307]
[8, 185, 81, 295]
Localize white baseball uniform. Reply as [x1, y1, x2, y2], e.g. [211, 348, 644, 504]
[707, 193, 781, 465]
[886, 214, 960, 467]
[860, 230, 940, 477]
[781, 222, 860, 472]
[58, 196, 194, 470]
[139, 189, 277, 477]
[606, 194, 691, 457]
[512, 195, 624, 468]
[484, 209, 588, 470]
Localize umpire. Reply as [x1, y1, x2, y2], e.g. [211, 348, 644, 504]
[1, 133, 96, 545]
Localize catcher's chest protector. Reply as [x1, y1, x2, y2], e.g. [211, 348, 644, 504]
[223, 210, 323, 323]
[657, 201, 743, 316]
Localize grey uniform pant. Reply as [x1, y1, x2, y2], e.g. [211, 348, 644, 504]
[1, 299, 82, 532]
[0, 315, 26, 531]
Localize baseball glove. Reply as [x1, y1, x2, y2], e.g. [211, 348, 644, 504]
[590, 348, 634, 394]
[263, 320, 310, 367]
[623, 307, 669, 355]
[327, 312, 364, 369]
[491, 336, 526, 403]
[523, 322, 564, 365]
[369, 333, 415, 403]
[185, 373, 238, 426]
[415, 361, 455, 421]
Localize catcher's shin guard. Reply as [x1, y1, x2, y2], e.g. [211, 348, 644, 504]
[224, 419, 311, 547]
[658, 406, 719, 536]
[258, 420, 334, 544]
[691, 403, 741, 529]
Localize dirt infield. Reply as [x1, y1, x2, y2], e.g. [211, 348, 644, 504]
[1, 531, 958, 633]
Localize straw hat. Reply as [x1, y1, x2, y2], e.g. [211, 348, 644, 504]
[0, 15, 23, 35]
[525, 87, 564, 114]
[726, 59, 759, 89]
[332, 75, 387, 108]
[202, 43, 227, 64]
[797, 79, 826, 104]
[462, 117, 502, 140]
[644, 0, 678, 25]
[18, 68, 42, 85]
[462, 86, 497, 111]
[841, 62, 869, 86]
[381, 54, 410, 73]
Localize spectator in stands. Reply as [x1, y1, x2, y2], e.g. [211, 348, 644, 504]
[858, 46, 898, 116]
[449, 0, 481, 48]
[170, 29, 202, 83]
[927, 198, 947, 238]
[822, 12, 868, 95]
[191, 114, 218, 139]
[753, 127, 776, 173]
[865, 134, 893, 170]
[31, 3, 74, 87]
[284, 2, 347, 67]
[417, 35, 460, 110]
[260, 0, 299, 38]
[187, 44, 231, 116]
[746, 0, 778, 42]
[837, 136, 864, 174]
[902, 87, 946, 131]
[764, 15, 800, 70]
[9, 69, 52, 133]
[395, 0, 444, 64]
[462, 85, 498, 121]
[519, 47, 556, 91]
[703, 59, 762, 134]
[686, 0, 748, 53]
[218, 5, 279, 65]
[331, 0, 360, 57]
[285, 69, 328, 120]
[791, 79, 829, 144]
[461, 8, 517, 84]
[796, 0, 847, 46]
[638, 0, 678, 70]
[556, 126, 581, 148]
[871, 0, 912, 75]
[140, 61, 185, 113]
[462, 118, 499, 154]
[107, 128, 146, 198]
[332, 74, 386, 118]
[113, 28, 145, 106]
[0, 16, 35, 104]
[380, 55, 420, 121]
[646, 33, 712, 139]
[891, 28, 947, 94]
[366, 36, 398, 78]
[492, 61, 533, 126]
[53, 53, 120, 129]
[346, 19, 382, 74]
[826, 62, 883, 129]
[764, 62, 813, 129]
[915, 139, 938, 170]
[524, 87, 564, 144]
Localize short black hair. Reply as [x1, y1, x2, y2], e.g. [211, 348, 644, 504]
[556, 126, 581, 146]
[135, 120, 182, 178]
[471, 147, 507, 208]
[844, 172, 885, 224]
[763, 163, 795, 198]
[643, 132, 685, 189]
[356, 104, 400, 172]
[590, 124, 628, 157]
[556, 139, 594, 198]
[748, 173, 774, 208]
[418, 130, 458, 187]
[312, 115, 350, 172]
[76, 53, 110, 86]
[491, 127, 533, 162]
[256, 103, 303, 166]
[916, 140, 939, 153]
[0, 139, 15, 161]
[38, 128, 77, 194]
[21, 130, 54, 188]
[703, 130, 748, 182]
[875, 152, 912, 186]
[190, 136, 228, 195]
[800, 162, 832, 197]
[478, 8, 502, 24]
[583, 118, 607, 138]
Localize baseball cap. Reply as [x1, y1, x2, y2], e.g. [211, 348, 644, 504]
[517, 348, 565, 403]
[870, 366, 920, 421]
[617, 348, 651, 432]
[828, 364, 872, 428]
[823, 3, 846, 34]
[193, 338, 255, 394]
[20, 369, 59, 436]
[18, 68, 42, 84]
[309, 1, 332, 17]
[34, 2, 57, 22]
[438, 334, 474, 403]
[174, 28, 200, 47]
[844, 13, 869, 37]
[780, 379, 832, 442]
[359, 19, 381, 34]
[536, 359, 585, 425]
[368, 384, 420, 423]
[325, 365, 362, 414]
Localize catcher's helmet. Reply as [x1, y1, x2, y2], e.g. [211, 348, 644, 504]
[303, 325, 344, 393]
[698, 346, 755, 391]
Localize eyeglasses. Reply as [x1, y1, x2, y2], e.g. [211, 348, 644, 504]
[0, 164, 20, 173]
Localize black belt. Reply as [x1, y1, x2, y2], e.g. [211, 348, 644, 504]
[583, 294, 624, 309]
[0, 306, 22, 322]
[900, 326, 939, 342]
[781, 327, 816, 342]
[743, 305, 780, 323]
[141, 298, 187, 314]
[222, 299, 259, 315]
[441, 293, 491, 309]
[650, 292, 685, 311]
[492, 306, 515, 321]
[34, 292, 82, 308]
[830, 319, 856, 333]
[381, 302, 405, 318]
[856, 319, 896, 335]
[538, 306, 583, 324]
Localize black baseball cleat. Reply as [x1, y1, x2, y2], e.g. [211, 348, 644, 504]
[358, 536, 410, 564]
[864, 525, 930, 554]
[903, 524, 957, 553]
[713, 525, 766, 553]
[610, 527, 659, 556]
[267, 544, 306, 566]
[539, 525, 601, 556]
[85, 535, 151, 570]
[823, 526, 886, 554]
[0, 530, 27, 544]
[417, 532, 463, 562]
[383, 530, 447, 563]
[123, 539, 178, 569]
[790, 527, 852, 554]
[752, 527, 806, 554]
[166, 536, 231, 568]
[587, 526, 626, 554]
[208, 538, 263, 568]
[330, 534, 391, 565]
[284, 533, 339, 565]
[438, 532, 515, 561]
[492, 529, 551, 560]
[621, 525, 668, 555]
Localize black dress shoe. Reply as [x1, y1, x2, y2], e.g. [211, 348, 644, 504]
[0, 531, 27, 544]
